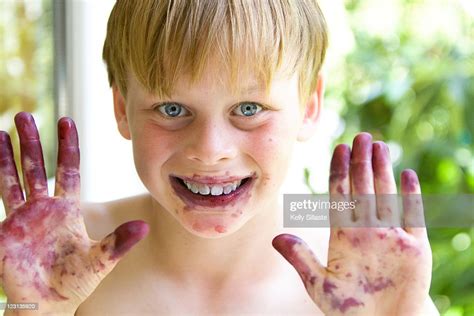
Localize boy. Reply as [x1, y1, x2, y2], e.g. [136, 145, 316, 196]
[0, 0, 439, 315]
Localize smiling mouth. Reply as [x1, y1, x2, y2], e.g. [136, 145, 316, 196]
[169, 174, 255, 209]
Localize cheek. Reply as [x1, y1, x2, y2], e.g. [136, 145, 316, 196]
[131, 124, 175, 187]
[246, 119, 298, 186]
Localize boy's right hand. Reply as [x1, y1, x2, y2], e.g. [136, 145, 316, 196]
[0, 112, 149, 315]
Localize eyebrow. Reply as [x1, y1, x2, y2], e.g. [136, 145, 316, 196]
[242, 83, 264, 94]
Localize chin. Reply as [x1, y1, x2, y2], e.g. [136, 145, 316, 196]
[178, 210, 250, 239]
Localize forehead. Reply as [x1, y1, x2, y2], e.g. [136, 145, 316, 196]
[127, 59, 299, 103]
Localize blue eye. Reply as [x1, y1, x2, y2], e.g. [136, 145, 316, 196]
[233, 102, 263, 117]
[156, 103, 189, 117]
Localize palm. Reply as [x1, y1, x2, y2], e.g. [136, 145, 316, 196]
[274, 133, 432, 315]
[0, 113, 149, 313]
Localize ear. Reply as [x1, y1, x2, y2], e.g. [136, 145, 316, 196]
[297, 73, 325, 142]
[112, 85, 131, 140]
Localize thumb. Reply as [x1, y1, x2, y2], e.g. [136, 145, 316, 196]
[90, 220, 149, 275]
[272, 234, 326, 297]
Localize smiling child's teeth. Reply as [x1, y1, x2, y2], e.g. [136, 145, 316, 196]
[183, 179, 244, 196]
[198, 185, 211, 195]
[223, 185, 233, 194]
[210, 185, 223, 195]
[190, 183, 199, 194]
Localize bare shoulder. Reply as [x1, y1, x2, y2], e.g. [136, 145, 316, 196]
[80, 194, 152, 240]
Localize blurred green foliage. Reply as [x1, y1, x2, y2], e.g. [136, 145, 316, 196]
[0, 0, 54, 178]
[322, 0, 473, 314]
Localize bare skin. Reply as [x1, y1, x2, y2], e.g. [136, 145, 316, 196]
[273, 134, 433, 315]
[1, 114, 437, 315]
[0, 113, 149, 315]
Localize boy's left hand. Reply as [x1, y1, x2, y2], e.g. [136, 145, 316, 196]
[273, 133, 433, 315]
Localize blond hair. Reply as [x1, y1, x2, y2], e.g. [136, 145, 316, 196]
[103, 0, 328, 107]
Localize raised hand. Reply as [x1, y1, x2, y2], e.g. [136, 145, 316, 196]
[273, 133, 432, 315]
[0, 112, 149, 315]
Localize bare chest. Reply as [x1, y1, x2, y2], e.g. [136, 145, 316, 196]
[76, 265, 322, 316]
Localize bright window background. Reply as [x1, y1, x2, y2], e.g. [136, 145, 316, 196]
[0, 0, 472, 315]
[0, 0, 54, 187]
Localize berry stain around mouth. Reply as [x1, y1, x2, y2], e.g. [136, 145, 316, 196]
[169, 175, 254, 210]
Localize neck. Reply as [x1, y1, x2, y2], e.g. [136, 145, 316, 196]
[144, 196, 283, 287]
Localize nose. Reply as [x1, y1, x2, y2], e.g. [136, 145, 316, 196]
[183, 119, 238, 165]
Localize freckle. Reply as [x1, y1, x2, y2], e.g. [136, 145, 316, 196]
[364, 265, 370, 271]
[100, 244, 107, 252]
[345, 272, 352, 278]
[335, 264, 340, 270]
[71, 272, 76, 276]
[268, 138, 273, 142]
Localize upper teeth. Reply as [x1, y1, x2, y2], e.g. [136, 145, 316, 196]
[183, 179, 243, 196]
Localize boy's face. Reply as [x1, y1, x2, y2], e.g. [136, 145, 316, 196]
[114, 64, 322, 238]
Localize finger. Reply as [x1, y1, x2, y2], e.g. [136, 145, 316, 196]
[54, 118, 80, 200]
[272, 234, 326, 298]
[401, 169, 427, 238]
[90, 220, 149, 276]
[372, 142, 400, 225]
[0, 131, 24, 213]
[350, 133, 377, 224]
[329, 144, 353, 227]
[14, 112, 48, 198]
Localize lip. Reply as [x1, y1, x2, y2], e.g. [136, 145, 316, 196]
[173, 174, 249, 185]
[169, 173, 256, 209]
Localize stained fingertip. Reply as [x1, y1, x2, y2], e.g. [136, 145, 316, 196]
[272, 233, 301, 253]
[401, 169, 420, 194]
[272, 234, 319, 286]
[330, 144, 350, 182]
[109, 220, 150, 260]
[372, 141, 389, 159]
[372, 141, 394, 182]
[14, 112, 39, 141]
[0, 132, 12, 159]
[0, 131, 9, 143]
[58, 117, 79, 146]
[351, 132, 373, 162]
